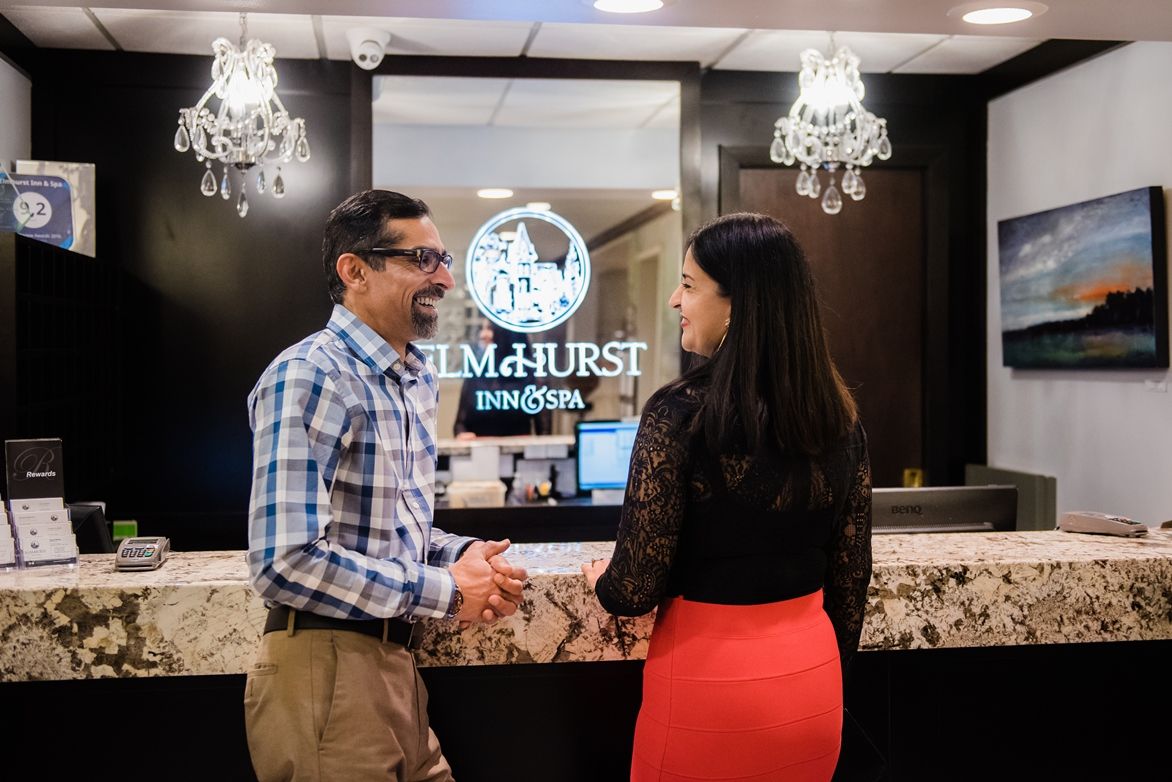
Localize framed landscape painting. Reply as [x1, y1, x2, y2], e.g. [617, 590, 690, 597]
[998, 186, 1168, 369]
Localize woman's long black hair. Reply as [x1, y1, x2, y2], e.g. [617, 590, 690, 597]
[669, 212, 857, 456]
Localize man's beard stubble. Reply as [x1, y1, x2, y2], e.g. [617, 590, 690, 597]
[411, 284, 445, 340]
[412, 308, 439, 340]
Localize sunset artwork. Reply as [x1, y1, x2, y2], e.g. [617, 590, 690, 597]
[998, 186, 1168, 368]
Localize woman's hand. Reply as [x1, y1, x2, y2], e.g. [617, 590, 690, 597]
[580, 558, 611, 590]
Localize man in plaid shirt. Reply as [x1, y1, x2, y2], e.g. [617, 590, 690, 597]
[244, 190, 526, 781]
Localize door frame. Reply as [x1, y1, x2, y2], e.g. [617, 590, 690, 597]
[718, 145, 952, 485]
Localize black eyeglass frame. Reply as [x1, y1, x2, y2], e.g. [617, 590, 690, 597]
[367, 247, 454, 273]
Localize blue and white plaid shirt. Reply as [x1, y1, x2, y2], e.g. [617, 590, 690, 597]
[247, 304, 475, 621]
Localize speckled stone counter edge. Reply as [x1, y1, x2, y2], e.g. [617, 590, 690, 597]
[1, 531, 1169, 681]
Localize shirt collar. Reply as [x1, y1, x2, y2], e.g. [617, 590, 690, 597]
[327, 304, 426, 381]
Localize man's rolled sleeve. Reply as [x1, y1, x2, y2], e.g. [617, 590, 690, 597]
[428, 531, 480, 567]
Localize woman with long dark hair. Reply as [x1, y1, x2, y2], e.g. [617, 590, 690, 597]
[582, 213, 872, 781]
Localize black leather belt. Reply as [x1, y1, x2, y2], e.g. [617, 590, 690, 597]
[264, 605, 419, 648]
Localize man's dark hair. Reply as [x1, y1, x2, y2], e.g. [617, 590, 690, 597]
[322, 190, 431, 304]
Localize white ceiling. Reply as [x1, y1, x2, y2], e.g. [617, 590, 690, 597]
[0, 1, 1168, 43]
[0, 6, 1050, 75]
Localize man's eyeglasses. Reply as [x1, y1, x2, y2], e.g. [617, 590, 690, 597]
[368, 247, 454, 274]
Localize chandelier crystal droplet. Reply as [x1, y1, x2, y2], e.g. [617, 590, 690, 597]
[173, 13, 309, 217]
[770, 43, 890, 215]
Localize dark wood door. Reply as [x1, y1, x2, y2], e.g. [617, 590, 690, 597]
[736, 167, 924, 487]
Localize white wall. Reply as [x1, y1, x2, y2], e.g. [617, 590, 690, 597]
[987, 42, 1172, 526]
[374, 124, 678, 190]
[0, 55, 32, 165]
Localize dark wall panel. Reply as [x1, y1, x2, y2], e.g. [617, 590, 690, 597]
[29, 51, 356, 548]
[702, 70, 988, 485]
[737, 168, 925, 487]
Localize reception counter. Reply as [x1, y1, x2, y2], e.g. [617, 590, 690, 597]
[2, 529, 1170, 682]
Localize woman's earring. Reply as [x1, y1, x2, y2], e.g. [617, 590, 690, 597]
[716, 318, 730, 352]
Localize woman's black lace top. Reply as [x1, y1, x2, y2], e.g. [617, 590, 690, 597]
[594, 383, 873, 669]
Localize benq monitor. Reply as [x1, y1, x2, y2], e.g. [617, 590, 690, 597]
[872, 485, 1018, 534]
[575, 420, 639, 492]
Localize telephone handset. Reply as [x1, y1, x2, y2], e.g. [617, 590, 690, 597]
[1058, 511, 1148, 538]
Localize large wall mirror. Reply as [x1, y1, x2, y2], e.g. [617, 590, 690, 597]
[373, 75, 684, 438]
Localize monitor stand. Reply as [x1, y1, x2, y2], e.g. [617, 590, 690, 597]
[590, 489, 625, 505]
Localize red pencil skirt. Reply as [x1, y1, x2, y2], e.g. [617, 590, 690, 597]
[631, 590, 843, 782]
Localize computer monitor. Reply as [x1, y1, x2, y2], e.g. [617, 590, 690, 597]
[575, 420, 639, 492]
[871, 485, 1018, 534]
[68, 503, 116, 553]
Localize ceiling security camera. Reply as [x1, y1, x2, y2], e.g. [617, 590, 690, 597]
[346, 27, 391, 70]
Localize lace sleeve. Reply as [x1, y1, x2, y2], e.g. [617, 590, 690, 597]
[823, 426, 873, 674]
[594, 390, 692, 616]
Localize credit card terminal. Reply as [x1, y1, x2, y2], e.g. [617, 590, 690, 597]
[1058, 511, 1148, 538]
[115, 536, 170, 570]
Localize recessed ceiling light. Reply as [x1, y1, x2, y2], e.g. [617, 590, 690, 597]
[651, 189, 678, 201]
[526, 201, 552, 211]
[477, 188, 514, 199]
[948, 2, 1047, 25]
[591, 0, 666, 14]
[964, 7, 1032, 24]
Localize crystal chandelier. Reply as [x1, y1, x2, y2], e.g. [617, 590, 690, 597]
[770, 42, 891, 215]
[173, 13, 310, 217]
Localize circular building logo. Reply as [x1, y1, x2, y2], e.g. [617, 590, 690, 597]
[465, 207, 591, 334]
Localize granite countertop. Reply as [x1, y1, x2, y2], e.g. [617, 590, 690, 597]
[1, 530, 1170, 681]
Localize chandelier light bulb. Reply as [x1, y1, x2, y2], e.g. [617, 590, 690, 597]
[225, 64, 264, 119]
[174, 13, 308, 217]
[770, 43, 890, 215]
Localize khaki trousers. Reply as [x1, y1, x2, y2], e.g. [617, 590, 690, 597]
[244, 627, 454, 782]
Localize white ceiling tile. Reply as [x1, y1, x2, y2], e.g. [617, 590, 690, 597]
[372, 76, 511, 125]
[894, 35, 1042, 74]
[833, 31, 950, 73]
[530, 22, 746, 64]
[90, 10, 319, 59]
[716, 29, 949, 73]
[713, 29, 831, 72]
[1, 6, 114, 51]
[495, 79, 679, 129]
[319, 16, 533, 59]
